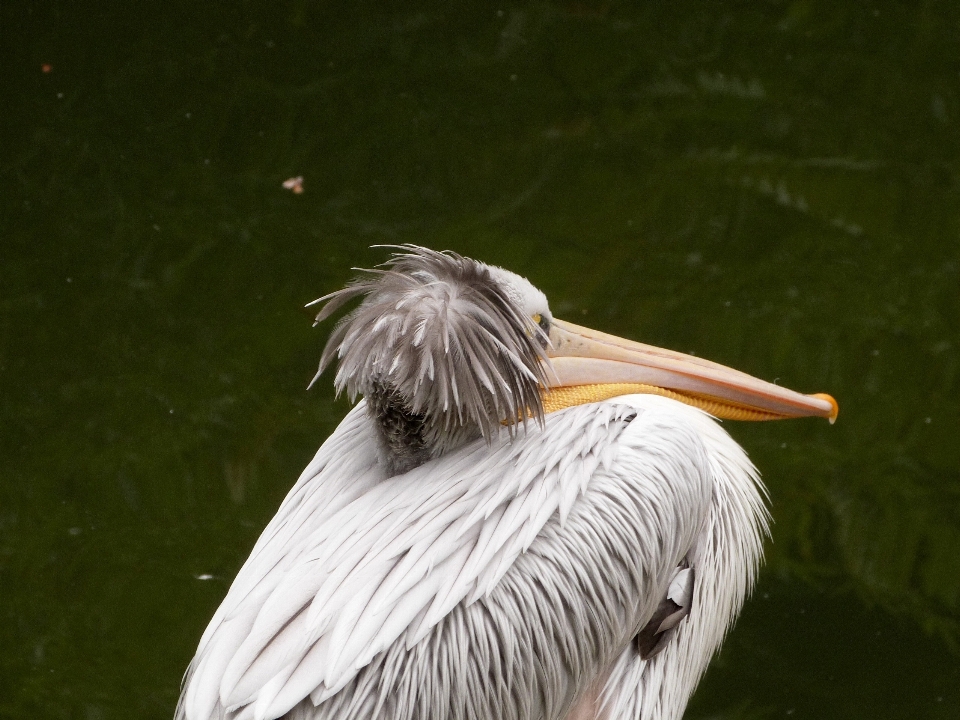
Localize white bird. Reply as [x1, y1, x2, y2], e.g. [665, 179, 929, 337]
[176, 246, 837, 720]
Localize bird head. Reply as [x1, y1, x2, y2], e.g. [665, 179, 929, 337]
[309, 245, 837, 474]
[308, 246, 555, 471]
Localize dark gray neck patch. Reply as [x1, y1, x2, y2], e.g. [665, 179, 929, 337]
[367, 380, 431, 476]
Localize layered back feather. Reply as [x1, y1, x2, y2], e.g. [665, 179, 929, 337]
[308, 246, 550, 445]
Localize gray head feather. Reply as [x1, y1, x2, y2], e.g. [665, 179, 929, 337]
[309, 246, 550, 471]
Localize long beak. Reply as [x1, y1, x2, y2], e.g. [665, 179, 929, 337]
[543, 318, 838, 423]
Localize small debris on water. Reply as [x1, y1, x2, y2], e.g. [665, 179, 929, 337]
[282, 176, 304, 194]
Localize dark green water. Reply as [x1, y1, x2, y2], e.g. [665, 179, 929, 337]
[3, 2, 959, 718]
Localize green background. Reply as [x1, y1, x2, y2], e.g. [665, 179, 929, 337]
[2, 1, 958, 717]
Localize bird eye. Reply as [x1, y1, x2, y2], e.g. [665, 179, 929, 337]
[532, 313, 550, 347]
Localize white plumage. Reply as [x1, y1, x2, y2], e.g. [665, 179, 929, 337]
[181, 397, 765, 720]
[177, 247, 834, 720]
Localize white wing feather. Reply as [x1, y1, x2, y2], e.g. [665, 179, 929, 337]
[182, 399, 639, 720]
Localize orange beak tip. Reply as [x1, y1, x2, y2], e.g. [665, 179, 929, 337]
[811, 393, 839, 424]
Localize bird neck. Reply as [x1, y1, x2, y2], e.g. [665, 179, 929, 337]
[366, 380, 432, 476]
[366, 380, 482, 476]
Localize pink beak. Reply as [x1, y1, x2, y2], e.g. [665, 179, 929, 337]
[544, 318, 837, 423]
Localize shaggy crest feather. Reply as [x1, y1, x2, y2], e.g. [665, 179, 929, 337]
[307, 246, 550, 450]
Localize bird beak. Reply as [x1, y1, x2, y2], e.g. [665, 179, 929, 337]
[543, 318, 838, 423]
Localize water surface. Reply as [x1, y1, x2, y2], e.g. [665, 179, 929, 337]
[3, 2, 959, 718]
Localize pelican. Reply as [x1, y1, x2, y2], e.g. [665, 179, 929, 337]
[176, 246, 837, 720]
